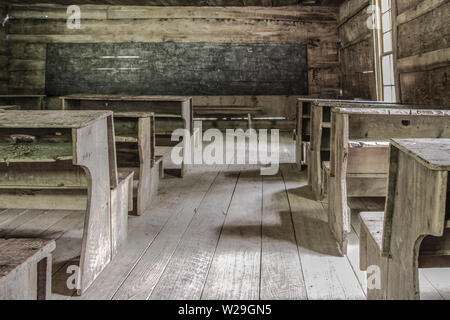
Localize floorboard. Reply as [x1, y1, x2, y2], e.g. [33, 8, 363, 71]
[112, 167, 220, 300]
[149, 166, 239, 300]
[8, 210, 72, 239]
[260, 173, 307, 300]
[1, 132, 448, 300]
[0, 210, 46, 235]
[202, 166, 262, 300]
[421, 269, 450, 300]
[281, 164, 366, 300]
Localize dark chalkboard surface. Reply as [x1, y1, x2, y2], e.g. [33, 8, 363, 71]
[46, 42, 307, 96]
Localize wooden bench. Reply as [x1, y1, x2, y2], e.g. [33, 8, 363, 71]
[0, 238, 55, 300]
[0, 95, 45, 110]
[327, 108, 450, 255]
[0, 110, 119, 295]
[359, 139, 450, 299]
[114, 112, 162, 215]
[61, 94, 196, 177]
[303, 99, 444, 200]
[194, 105, 264, 130]
[295, 98, 395, 171]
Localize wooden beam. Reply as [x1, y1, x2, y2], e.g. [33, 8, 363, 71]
[397, 47, 450, 73]
[397, 0, 448, 25]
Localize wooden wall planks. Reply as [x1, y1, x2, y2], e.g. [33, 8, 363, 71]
[0, 5, 8, 93]
[338, 0, 449, 105]
[338, 0, 376, 100]
[3, 1, 337, 6]
[395, 0, 449, 105]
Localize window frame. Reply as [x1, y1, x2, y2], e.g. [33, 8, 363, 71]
[373, 0, 398, 102]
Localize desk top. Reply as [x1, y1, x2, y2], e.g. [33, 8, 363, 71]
[61, 94, 192, 102]
[392, 139, 450, 171]
[298, 99, 440, 109]
[0, 95, 45, 98]
[114, 111, 154, 118]
[316, 101, 405, 108]
[0, 238, 55, 279]
[0, 110, 112, 128]
[297, 98, 391, 104]
[332, 107, 450, 116]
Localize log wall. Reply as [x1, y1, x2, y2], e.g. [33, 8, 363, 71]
[395, 0, 449, 105]
[338, 0, 449, 105]
[338, 0, 376, 100]
[0, 4, 8, 93]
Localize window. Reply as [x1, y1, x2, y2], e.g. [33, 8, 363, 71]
[374, 0, 396, 102]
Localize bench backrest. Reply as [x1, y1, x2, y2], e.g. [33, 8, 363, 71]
[61, 95, 193, 135]
[305, 101, 448, 153]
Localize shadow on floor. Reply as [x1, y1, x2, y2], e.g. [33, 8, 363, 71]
[288, 184, 319, 201]
[218, 186, 343, 257]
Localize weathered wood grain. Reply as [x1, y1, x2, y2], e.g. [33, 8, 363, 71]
[359, 211, 388, 299]
[110, 171, 133, 257]
[0, 238, 55, 300]
[4, 4, 339, 114]
[338, 0, 375, 100]
[202, 167, 262, 300]
[281, 164, 365, 299]
[2, 210, 71, 239]
[0, 4, 8, 94]
[260, 173, 307, 300]
[0, 95, 44, 109]
[149, 167, 238, 300]
[112, 167, 220, 300]
[327, 107, 450, 255]
[381, 139, 450, 299]
[79, 165, 219, 300]
[62, 94, 192, 177]
[395, 0, 450, 105]
[397, 2, 449, 59]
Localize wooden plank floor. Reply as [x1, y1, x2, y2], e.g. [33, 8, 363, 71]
[0, 133, 448, 300]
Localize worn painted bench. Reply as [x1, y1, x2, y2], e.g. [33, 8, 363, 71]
[0, 110, 119, 295]
[359, 139, 450, 299]
[0, 238, 55, 300]
[327, 108, 450, 255]
[61, 94, 196, 177]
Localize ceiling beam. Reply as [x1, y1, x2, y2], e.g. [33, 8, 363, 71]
[4, 0, 344, 7]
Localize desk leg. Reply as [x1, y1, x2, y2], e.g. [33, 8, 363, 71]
[328, 113, 350, 256]
[37, 255, 52, 300]
[384, 152, 448, 300]
[136, 117, 152, 215]
[296, 103, 303, 170]
[74, 119, 112, 295]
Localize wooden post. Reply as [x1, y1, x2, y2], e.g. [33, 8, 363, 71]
[308, 103, 323, 200]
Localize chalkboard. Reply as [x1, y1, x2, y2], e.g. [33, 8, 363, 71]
[46, 42, 307, 96]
